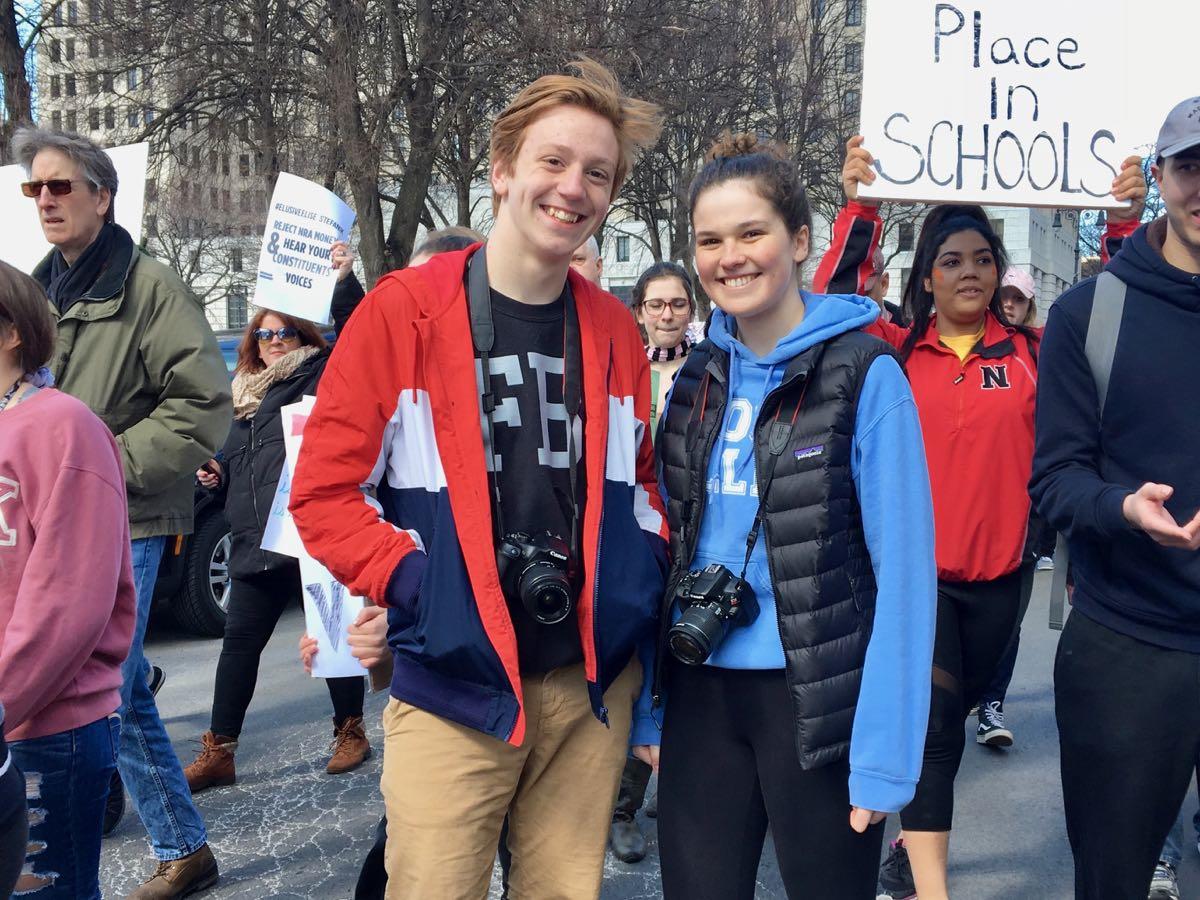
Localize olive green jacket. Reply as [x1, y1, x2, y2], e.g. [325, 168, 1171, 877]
[36, 233, 232, 539]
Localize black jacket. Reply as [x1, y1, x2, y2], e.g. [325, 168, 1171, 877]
[221, 350, 329, 579]
[657, 331, 894, 767]
[1031, 218, 1200, 652]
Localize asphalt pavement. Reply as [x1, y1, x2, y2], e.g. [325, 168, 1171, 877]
[100, 571, 1200, 898]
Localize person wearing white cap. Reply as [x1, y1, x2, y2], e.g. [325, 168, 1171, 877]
[999, 268, 1039, 328]
[1030, 96, 1200, 900]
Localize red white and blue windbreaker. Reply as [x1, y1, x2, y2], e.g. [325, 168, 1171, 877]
[290, 246, 669, 746]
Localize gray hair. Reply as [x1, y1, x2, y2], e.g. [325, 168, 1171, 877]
[582, 235, 600, 259]
[11, 127, 118, 222]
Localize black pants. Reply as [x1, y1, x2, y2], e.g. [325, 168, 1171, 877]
[900, 570, 1022, 831]
[1056, 610, 1200, 900]
[980, 561, 1037, 704]
[613, 755, 652, 820]
[658, 664, 884, 900]
[211, 567, 364, 738]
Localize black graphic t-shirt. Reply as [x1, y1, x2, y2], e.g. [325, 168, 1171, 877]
[479, 286, 586, 674]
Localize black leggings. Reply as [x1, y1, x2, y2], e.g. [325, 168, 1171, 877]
[658, 664, 884, 900]
[210, 566, 364, 738]
[900, 570, 1023, 832]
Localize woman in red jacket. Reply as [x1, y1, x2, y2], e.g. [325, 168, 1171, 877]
[817, 149, 1039, 900]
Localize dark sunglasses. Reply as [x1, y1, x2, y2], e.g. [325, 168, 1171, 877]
[253, 327, 300, 343]
[20, 179, 87, 198]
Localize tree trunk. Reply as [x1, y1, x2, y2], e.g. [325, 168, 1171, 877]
[0, 0, 34, 163]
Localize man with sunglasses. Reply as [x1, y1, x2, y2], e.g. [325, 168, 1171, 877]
[12, 127, 230, 899]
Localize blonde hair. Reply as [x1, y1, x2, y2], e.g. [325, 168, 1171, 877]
[490, 58, 663, 209]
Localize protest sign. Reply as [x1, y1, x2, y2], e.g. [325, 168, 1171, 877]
[259, 396, 315, 559]
[253, 172, 355, 324]
[261, 396, 366, 678]
[856, 1, 1189, 208]
[299, 554, 368, 679]
[0, 142, 149, 273]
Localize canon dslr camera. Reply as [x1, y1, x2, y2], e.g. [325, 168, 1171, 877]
[496, 531, 576, 625]
[667, 564, 760, 665]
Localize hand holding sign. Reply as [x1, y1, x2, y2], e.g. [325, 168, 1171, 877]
[842, 136, 879, 208]
[254, 173, 356, 324]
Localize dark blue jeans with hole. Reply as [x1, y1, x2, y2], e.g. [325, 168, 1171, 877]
[8, 714, 120, 899]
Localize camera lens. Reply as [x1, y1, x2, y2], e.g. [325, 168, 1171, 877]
[667, 602, 727, 665]
[520, 564, 573, 625]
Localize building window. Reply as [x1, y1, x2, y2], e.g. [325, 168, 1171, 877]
[89, 108, 99, 131]
[50, 75, 61, 99]
[227, 287, 248, 330]
[103, 72, 113, 92]
[127, 107, 138, 127]
[239, 154, 250, 177]
[127, 68, 138, 91]
[104, 105, 115, 128]
[67, 2, 78, 24]
[90, 0, 101, 22]
[50, 39, 61, 63]
[897, 222, 915, 252]
[843, 90, 861, 117]
[88, 35, 98, 57]
[208, 150, 218, 174]
[103, 35, 112, 57]
[53, 5, 63, 25]
[146, 214, 157, 234]
[145, 179, 157, 201]
[844, 41, 862, 72]
[143, 107, 154, 125]
[222, 189, 231, 210]
[65, 39, 75, 61]
[616, 236, 630, 262]
[210, 187, 218, 208]
[143, 67, 152, 92]
[221, 155, 230, 176]
[191, 148, 201, 168]
[989, 218, 1005, 242]
[52, 111, 62, 130]
[66, 111, 76, 131]
[845, 0, 862, 26]
[88, 73, 99, 93]
[231, 248, 243, 272]
[66, 74, 76, 97]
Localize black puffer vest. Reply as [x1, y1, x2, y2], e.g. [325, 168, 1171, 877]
[656, 330, 898, 768]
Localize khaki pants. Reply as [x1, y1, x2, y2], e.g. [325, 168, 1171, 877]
[380, 659, 641, 900]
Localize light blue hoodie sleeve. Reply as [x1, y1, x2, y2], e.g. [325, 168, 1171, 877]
[848, 354, 937, 813]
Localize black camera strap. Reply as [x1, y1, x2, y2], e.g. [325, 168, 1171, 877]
[733, 367, 818, 585]
[467, 246, 582, 561]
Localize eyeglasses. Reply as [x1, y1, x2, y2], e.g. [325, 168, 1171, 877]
[253, 327, 300, 343]
[20, 179, 86, 198]
[641, 298, 692, 314]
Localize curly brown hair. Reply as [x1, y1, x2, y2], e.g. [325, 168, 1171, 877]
[234, 308, 326, 374]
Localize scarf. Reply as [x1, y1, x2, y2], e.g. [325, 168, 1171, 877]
[647, 338, 691, 363]
[232, 345, 319, 420]
[45, 222, 117, 312]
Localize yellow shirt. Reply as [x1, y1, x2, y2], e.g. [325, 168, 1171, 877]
[939, 324, 986, 363]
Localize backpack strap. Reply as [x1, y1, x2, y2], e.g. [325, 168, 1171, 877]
[1049, 271, 1128, 630]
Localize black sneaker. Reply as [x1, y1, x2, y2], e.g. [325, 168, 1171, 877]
[102, 770, 125, 836]
[877, 839, 916, 899]
[148, 664, 166, 697]
[1149, 860, 1180, 900]
[976, 700, 1014, 747]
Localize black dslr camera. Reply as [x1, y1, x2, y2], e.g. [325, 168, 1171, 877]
[496, 531, 576, 625]
[667, 564, 760, 665]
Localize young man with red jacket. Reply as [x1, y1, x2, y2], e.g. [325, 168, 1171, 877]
[290, 61, 666, 899]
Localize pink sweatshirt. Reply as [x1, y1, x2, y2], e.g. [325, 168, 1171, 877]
[0, 388, 136, 741]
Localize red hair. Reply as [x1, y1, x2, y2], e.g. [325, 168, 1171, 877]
[235, 309, 326, 374]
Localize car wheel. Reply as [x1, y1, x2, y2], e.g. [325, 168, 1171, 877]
[174, 508, 232, 637]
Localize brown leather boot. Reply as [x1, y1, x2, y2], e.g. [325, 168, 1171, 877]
[183, 732, 236, 793]
[326, 715, 370, 774]
[126, 843, 219, 898]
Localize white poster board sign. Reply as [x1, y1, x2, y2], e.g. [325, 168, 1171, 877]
[260, 396, 315, 560]
[253, 172, 355, 325]
[857, 1, 1190, 208]
[260, 396, 367, 679]
[0, 142, 149, 273]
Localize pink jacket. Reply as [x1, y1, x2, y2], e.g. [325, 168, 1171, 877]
[0, 389, 135, 741]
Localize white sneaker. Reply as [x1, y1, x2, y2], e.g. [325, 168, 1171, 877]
[1149, 861, 1180, 900]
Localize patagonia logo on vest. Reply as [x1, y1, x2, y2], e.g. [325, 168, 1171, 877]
[794, 444, 824, 461]
[980, 365, 1010, 390]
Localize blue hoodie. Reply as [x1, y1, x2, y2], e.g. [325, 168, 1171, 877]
[634, 291, 936, 815]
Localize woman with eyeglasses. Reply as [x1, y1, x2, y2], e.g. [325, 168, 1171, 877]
[183, 245, 369, 791]
[633, 262, 697, 433]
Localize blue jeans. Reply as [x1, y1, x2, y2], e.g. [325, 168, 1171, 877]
[9, 716, 120, 899]
[119, 536, 207, 860]
[1160, 778, 1200, 867]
